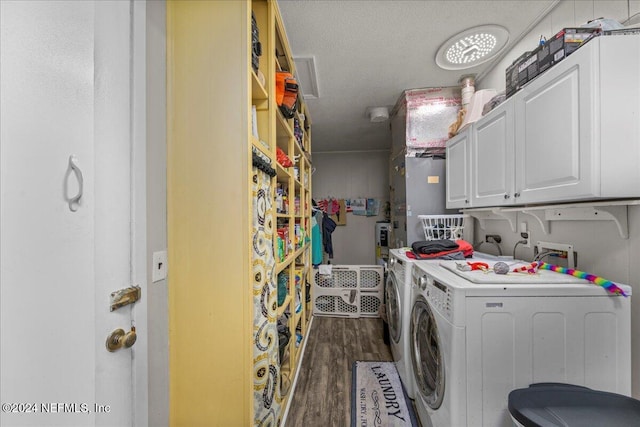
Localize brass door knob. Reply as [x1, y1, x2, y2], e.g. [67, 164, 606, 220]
[106, 327, 137, 352]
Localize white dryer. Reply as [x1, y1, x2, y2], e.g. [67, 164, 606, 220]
[410, 260, 632, 427]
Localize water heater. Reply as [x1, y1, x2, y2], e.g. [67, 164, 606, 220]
[375, 221, 392, 265]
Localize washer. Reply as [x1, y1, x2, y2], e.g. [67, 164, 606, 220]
[410, 260, 632, 427]
[386, 248, 422, 399]
[386, 248, 500, 400]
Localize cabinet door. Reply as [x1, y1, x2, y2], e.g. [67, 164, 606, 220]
[472, 100, 515, 207]
[599, 36, 640, 197]
[514, 42, 597, 204]
[446, 130, 471, 209]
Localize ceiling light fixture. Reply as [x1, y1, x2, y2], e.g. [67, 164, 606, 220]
[436, 25, 509, 70]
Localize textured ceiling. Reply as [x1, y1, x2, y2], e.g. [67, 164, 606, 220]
[279, 0, 558, 152]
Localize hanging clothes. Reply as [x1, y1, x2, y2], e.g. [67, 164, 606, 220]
[322, 214, 337, 258]
[317, 198, 340, 215]
[311, 212, 323, 265]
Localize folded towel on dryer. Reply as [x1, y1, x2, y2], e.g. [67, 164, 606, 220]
[411, 239, 459, 254]
[407, 239, 473, 259]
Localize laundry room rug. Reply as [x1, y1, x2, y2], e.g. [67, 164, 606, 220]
[351, 361, 418, 427]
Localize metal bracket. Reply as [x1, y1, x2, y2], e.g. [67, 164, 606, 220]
[110, 286, 141, 312]
[463, 207, 518, 232]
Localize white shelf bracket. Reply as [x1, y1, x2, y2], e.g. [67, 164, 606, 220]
[464, 208, 517, 232]
[544, 205, 629, 239]
[520, 209, 550, 235]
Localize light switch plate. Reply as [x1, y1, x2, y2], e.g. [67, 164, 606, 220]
[152, 250, 168, 282]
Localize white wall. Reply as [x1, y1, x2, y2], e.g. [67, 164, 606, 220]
[312, 151, 389, 265]
[477, 0, 640, 398]
[146, 1, 169, 425]
[469, 206, 640, 398]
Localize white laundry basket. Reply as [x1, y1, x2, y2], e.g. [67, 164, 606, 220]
[417, 214, 465, 241]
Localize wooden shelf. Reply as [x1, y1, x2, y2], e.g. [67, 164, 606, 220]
[277, 109, 294, 142]
[251, 69, 268, 102]
[276, 256, 292, 274]
[279, 350, 291, 377]
[251, 137, 273, 162]
[276, 163, 291, 182]
[277, 294, 292, 317]
[170, 1, 311, 424]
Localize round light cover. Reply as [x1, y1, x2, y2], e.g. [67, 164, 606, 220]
[436, 25, 509, 70]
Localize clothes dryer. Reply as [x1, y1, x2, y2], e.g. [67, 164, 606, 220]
[410, 260, 632, 427]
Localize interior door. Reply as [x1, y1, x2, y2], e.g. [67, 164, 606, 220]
[0, 1, 146, 425]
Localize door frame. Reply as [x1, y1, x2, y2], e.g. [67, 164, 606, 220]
[130, 1, 148, 425]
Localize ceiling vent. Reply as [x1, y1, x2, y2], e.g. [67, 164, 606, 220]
[436, 25, 509, 70]
[366, 106, 390, 123]
[293, 56, 319, 99]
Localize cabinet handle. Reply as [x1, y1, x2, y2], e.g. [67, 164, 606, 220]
[514, 192, 521, 198]
[465, 199, 469, 204]
[504, 194, 510, 199]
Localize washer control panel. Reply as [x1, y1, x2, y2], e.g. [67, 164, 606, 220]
[390, 254, 405, 283]
[426, 276, 453, 320]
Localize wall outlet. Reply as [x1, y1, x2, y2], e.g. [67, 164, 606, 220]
[519, 222, 530, 248]
[152, 250, 168, 282]
[485, 234, 502, 243]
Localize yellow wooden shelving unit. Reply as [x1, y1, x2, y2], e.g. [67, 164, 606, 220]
[167, 0, 312, 424]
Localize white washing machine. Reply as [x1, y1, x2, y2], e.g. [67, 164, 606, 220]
[386, 248, 422, 400]
[386, 249, 503, 400]
[410, 260, 632, 427]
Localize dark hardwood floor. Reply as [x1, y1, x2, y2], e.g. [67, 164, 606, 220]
[285, 316, 393, 427]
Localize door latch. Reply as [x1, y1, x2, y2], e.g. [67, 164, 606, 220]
[110, 285, 141, 312]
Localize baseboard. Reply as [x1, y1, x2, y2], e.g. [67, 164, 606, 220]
[280, 314, 315, 426]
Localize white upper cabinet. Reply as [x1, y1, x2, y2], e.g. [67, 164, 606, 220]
[446, 128, 471, 209]
[513, 38, 596, 204]
[472, 99, 515, 206]
[448, 35, 640, 209]
[599, 35, 640, 197]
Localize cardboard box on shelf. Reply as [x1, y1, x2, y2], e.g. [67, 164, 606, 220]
[506, 27, 600, 98]
[506, 50, 535, 98]
[538, 27, 600, 72]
